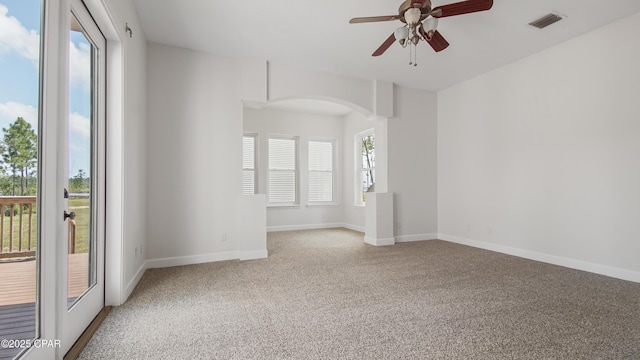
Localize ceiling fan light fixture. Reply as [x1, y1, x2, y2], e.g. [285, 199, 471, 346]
[422, 16, 438, 40]
[395, 26, 409, 46]
[404, 8, 421, 25]
[423, 16, 438, 31]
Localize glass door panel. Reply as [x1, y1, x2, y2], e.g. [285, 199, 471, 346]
[0, 0, 43, 358]
[67, 13, 96, 308]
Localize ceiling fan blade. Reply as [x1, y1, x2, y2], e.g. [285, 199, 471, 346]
[431, 0, 493, 18]
[426, 30, 450, 52]
[350, 15, 401, 24]
[372, 33, 397, 57]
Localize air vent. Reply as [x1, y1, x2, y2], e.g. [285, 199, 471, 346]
[529, 13, 563, 29]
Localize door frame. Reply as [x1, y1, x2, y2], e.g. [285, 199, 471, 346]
[19, 0, 126, 358]
[75, 0, 127, 307]
[82, 0, 127, 308]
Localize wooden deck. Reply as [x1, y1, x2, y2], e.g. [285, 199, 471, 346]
[0, 303, 35, 360]
[0, 253, 89, 306]
[0, 254, 89, 360]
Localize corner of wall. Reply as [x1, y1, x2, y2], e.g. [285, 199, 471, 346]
[122, 260, 148, 304]
[374, 80, 394, 118]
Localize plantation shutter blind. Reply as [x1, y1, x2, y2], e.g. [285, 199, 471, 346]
[242, 136, 256, 195]
[308, 140, 334, 202]
[268, 137, 297, 204]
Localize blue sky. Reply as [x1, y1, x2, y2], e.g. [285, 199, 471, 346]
[0, 0, 91, 178]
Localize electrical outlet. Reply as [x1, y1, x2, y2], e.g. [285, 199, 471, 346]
[221, 233, 227, 242]
[135, 246, 138, 258]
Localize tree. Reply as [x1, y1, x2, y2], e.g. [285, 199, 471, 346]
[362, 135, 375, 187]
[70, 169, 88, 191]
[2, 117, 38, 196]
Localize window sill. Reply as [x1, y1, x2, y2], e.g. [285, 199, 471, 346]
[267, 204, 301, 209]
[306, 203, 341, 208]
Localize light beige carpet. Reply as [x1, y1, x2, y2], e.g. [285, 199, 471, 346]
[79, 228, 640, 359]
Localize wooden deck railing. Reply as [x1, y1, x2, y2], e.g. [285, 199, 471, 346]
[0, 196, 78, 259]
[0, 197, 37, 259]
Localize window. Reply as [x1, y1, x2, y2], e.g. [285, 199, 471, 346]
[356, 130, 375, 205]
[268, 136, 298, 205]
[308, 140, 335, 203]
[242, 134, 257, 195]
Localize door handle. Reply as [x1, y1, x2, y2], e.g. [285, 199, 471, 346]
[64, 211, 76, 221]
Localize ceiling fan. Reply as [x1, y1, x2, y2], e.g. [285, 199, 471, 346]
[350, 0, 493, 64]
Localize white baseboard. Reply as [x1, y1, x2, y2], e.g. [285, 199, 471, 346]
[267, 223, 344, 232]
[145, 249, 269, 270]
[341, 223, 365, 233]
[265, 225, 437, 244]
[121, 249, 266, 303]
[364, 236, 395, 246]
[146, 251, 239, 269]
[395, 233, 439, 243]
[267, 223, 365, 233]
[123, 261, 148, 304]
[438, 233, 640, 284]
[239, 250, 268, 261]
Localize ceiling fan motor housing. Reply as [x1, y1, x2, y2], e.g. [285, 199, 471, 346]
[399, 0, 432, 23]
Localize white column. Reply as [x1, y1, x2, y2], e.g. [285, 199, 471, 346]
[364, 192, 395, 246]
[237, 194, 268, 260]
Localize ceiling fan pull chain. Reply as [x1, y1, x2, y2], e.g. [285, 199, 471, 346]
[409, 44, 413, 66]
[409, 43, 417, 67]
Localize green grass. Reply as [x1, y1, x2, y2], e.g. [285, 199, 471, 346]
[69, 197, 90, 253]
[0, 197, 91, 255]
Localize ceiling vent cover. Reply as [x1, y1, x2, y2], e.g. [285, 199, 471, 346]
[529, 13, 563, 29]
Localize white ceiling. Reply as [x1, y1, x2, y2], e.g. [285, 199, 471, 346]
[133, 0, 640, 92]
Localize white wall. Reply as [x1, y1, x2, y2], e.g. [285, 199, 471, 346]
[146, 43, 242, 262]
[268, 62, 374, 115]
[145, 41, 444, 267]
[388, 86, 438, 242]
[147, 46, 394, 265]
[102, 0, 149, 301]
[243, 107, 344, 231]
[438, 12, 640, 281]
[145, 49, 399, 263]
